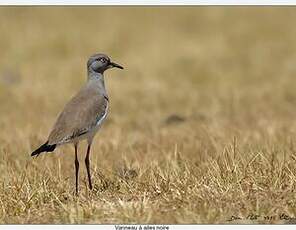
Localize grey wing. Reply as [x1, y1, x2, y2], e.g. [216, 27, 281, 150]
[47, 88, 108, 145]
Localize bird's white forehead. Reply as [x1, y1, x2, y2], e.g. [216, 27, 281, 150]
[89, 53, 110, 61]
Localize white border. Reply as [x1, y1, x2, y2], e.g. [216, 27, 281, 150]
[0, 225, 296, 230]
[0, 0, 296, 5]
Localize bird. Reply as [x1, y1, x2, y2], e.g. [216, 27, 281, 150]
[31, 53, 123, 194]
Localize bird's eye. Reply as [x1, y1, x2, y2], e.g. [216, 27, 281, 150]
[99, 58, 107, 63]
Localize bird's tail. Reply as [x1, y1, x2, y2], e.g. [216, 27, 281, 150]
[31, 141, 56, 157]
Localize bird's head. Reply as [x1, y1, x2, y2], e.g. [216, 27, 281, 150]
[87, 53, 123, 74]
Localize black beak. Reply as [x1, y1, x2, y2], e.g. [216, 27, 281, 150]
[109, 62, 124, 69]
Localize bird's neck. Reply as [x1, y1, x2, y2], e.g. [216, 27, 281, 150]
[87, 71, 107, 93]
[88, 70, 104, 81]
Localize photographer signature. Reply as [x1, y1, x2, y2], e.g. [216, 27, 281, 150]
[227, 213, 296, 222]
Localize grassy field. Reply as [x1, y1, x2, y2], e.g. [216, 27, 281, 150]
[1, 7, 296, 224]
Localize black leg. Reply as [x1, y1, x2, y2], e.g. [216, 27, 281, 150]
[74, 144, 79, 195]
[85, 144, 93, 190]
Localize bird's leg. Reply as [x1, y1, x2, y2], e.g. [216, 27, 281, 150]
[85, 143, 93, 190]
[74, 143, 79, 195]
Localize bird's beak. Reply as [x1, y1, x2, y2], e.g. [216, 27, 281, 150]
[109, 62, 124, 70]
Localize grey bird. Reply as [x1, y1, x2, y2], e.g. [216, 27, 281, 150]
[31, 53, 123, 194]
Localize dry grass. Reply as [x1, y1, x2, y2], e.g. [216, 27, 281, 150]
[1, 7, 296, 224]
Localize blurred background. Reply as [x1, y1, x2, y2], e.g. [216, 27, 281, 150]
[1, 7, 296, 223]
[1, 7, 296, 143]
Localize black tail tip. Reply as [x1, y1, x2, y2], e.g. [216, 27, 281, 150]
[31, 141, 56, 157]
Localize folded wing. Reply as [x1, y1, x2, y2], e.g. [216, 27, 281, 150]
[48, 85, 108, 145]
